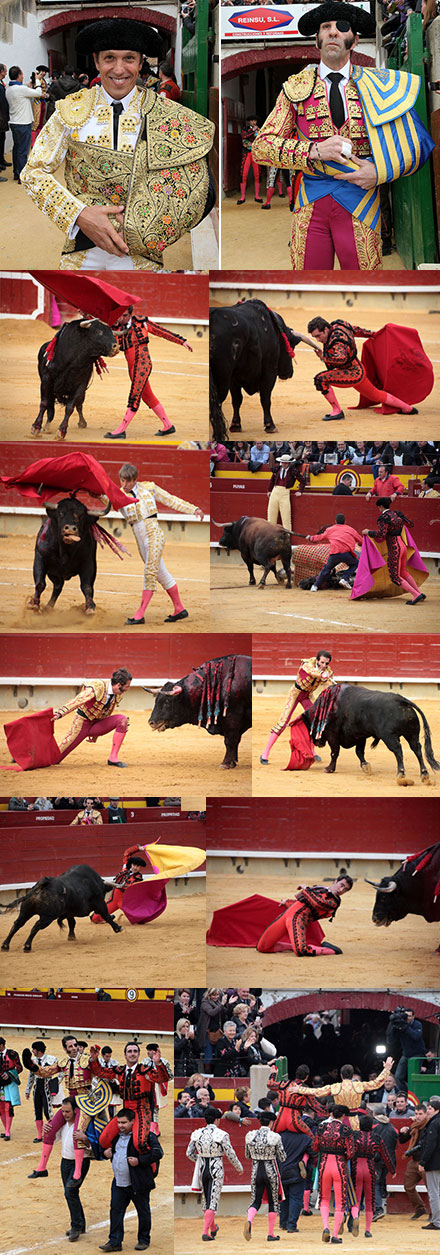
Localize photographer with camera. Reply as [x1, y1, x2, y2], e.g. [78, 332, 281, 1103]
[386, 1007, 427, 1091]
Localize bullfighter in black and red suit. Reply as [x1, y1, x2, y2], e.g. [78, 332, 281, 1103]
[105, 307, 193, 439]
[350, 1115, 394, 1237]
[312, 1106, 355, 1242]
[89, 1042, 169, 1150]
[363, 498, 426, 605]
[256, 877, 353, 956]
[307, 316, 418, 421]
[267, 1064, 328, 1137]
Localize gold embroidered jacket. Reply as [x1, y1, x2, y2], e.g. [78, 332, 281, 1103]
[121, 481, 198, 527]
[252, 66, 371, 175]
[55, 679, 124, 723]
[21, 84, 214, 266]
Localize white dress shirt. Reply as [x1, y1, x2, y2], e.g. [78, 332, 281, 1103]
[319, 59, 351, 123]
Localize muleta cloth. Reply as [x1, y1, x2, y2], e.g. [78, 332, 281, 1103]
[121, 841, 205, 925]
[351, 530, 428, 599]
[0, 452, 131, 511]
[30, 272, 141, 327]
[353, 324, 434, 412]
[297, 1, 376, 37]
[285, 719, 315, 770]
[75, 18, 162, 58]
[206, 893, 325, 950]
[1, 708, 61, 772]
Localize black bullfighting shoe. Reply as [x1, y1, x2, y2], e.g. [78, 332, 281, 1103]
[260, 755, 269, 765]
[156, 426, 176, 436]
[28, 1169, 48, 1178]
[104, 431, 126, 439]
[126, 616, 145, 625]
[107, 759, 128, 768]
[164, 610, 189, 622]
[321, 941, 343, 955]
[322, 411, 345, 421]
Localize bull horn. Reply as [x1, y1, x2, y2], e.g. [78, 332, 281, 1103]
[142, 686, 162, 694]
[79, 319, 95, 328]
[210, 519, 232, 528]
[170, 685, 183, 696]
[364, 878, 397, 893]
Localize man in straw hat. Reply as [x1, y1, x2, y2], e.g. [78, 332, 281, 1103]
[21, 17, 215, 270]
[252, 0, 434, 269]
[267, 452, 305, 530]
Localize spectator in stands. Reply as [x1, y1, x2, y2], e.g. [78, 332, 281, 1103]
[8, 797, 28, 810]
[404, 440, 439, 466]
[390, 1091, 416, 1117]
[374, 1072, 398, 1104]
[96, 988, 112, 1002]
[52, 797, 78, 809]
[78, 73, 90, 88]
[70, 798, 103, 825]
[248, 441, 270, 473]
[107, 798, 127, 824]
[31, 797, 53, 810]
[236, 1026, 266, 1067]
[417, 1096, 440, 1230]
[197, 989, 227, 1065]
[367, 441, 388, 474]
[397, 1103, 430, 1220]
[157, 61, 181, 102]
[231, 441, 251, 462]
[255, 1096, 276, 1115]
[175, 1091, 196, 1117]
[209, 440, 231, 475]
[420, 475, 440, 497]
[332, 473, 354, 496]
[184, 1074, 216, 1103]
[174, 990, 198, 1029]
[366, 464, 405, 501]
[382, 440, 407, 466]
[192, 1087, 214, 1118]
[224, 1100, 253, 1126]
[387, 1007, 427, 1089]
[182, 0, 197, 37]
[351, 441, 371, 465]
[174, 1019, 199, 1077]
[235, 1087, 255, 1118]
[215, 1022, 243, 1077]
[46, 65, 78, 104]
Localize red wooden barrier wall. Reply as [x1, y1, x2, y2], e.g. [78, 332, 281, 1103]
[210, 487, 440, 553]
[0, 807, 183, 826]
[252, 633, 440, 677]
[210, 269, 440, 287]
[205, 797, 437, 854]
[0, 821, 206, 883]
[0, 446, 210, 514]
[0, 634, 251, 679]
[0, 274, 209, 322]
[0, 993, 173, 1032]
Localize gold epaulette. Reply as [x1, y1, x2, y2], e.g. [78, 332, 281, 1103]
[283, 66, 318, 105]
[79, 1052, 90, 1068]
[57, 86, 98, 128]
[144, 93, 215, 169]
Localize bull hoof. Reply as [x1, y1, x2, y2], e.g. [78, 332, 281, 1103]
[56, 429, 67, 441]
[27, 598, 40, 612]
[114, 923, 123, 933]
[361, 762, 372, 776]
[1, 942, 9, 951]
[77, 416, 87, 428]
[67, 935, 76, 942]
[397, 776, 414, 787]
[30, 425, 42, 437]
[422, 774, 432, 786]
[219, 761, 237, 770]
[85, 606, 96, 616]
[23, 944, 32, 952]
[324, 766, 335, 774]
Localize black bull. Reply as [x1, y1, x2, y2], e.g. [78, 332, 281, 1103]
[303, 684, 440, 783]
[365, 843, 440, 946]
[147, 654, 252, 769]
[215, 516, 292, 587]
[209, 299, 299, 434]
[32, 318, 118, 439]
[0, 865, 122, 952]
[29, 496, 102, 615]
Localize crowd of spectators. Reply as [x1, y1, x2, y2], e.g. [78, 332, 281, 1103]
[209, 439, 440, 496]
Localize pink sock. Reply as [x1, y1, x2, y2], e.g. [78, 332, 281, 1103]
[365, 1210, 373, 1230]
[108, 726, 127, 764]
[239, 181, 246, 200]
[264, 187, 275, 206]
[277, 178, 283, 195]
[152, 402, 173, 432]
[247, 1207, 257, 1225]
[320, 1203, 330, 1231]
[35, 1119, 43, 1138]
[268, 1212, 277, 1237]
[255, 180, 261, 198]
[37, 1141, 53, 1171]
[203, 1209, 216, 1236]
[310, 944, 336, 956]
[351, 1205, 359, 1219]
[303, 1190, 311, 1210]
[131, 588, 154, 621]
[110, 406, 136, 436]
[333, 1209, 344, 1238]
[262, 730, 279, 760]
[166, 583, 185, 614]
[384, 390, 414, 414]
[73, 1144, 84, 1181]
[324, 385, 342, 416]
[4, 1111, 12, 1135]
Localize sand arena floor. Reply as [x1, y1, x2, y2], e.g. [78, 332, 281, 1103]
[175, 1213, 434, 1254]
[0, 891, 206, 988]
[0, 533, 210, 633]
[0, 319, 208, 445]
[209, 299, 440, 441]
[205, 870, 440, 990]
[0, 709, 252, 802]
[210, 562, 440, 635]
[252, 696, 440, 798]
[0, 1031, 173, 1255]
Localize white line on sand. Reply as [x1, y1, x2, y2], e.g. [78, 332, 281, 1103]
[264, 609, 383, 633]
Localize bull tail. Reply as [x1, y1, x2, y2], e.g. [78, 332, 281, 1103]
[0, 890, 30, 913]
[370, 738, 380, 749]
[209, 377, 228, 443]
[404, 699, 440, 771]
[57, 917, 65, 931]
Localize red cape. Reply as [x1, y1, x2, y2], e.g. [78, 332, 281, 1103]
[206, 894, 324, 950]
[354, 324, 434, 412]
[1, 708, 61, 771]
[31, 272, 141, 326]
[284, 720, 315, 770]
[0, 451, 131, 509]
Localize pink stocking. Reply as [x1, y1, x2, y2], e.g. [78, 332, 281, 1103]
[203, 1209, 216, 1236]
[261, 730, 279, 760]
[247, 1207, 257, 1225]
[320, 1202, 330, 1231]
[0, 1100, 6, 1131]
[37, 1140, 54, 1171]
[399, 574, 423, 599]
[73, 1145, 84, 1181]
[333, 1210, 344, 1238]
[264, 187, 275, 207]
[4, 1108, 12, 1135]
[303, 1189, 311, 1210]
[152, 401, 173, 432]
[268, 1212, 277, 1237]
[131, 588, 154, 622]
[166, 583, 185, 614]
[35, 1119, 43, 1138]
[239, 181, 246, 201]
[109, 406, 136, 436]
[108, 725, 128, 764]
[365, 1209, 373, 1230]
[277, 176, 283, 195]
[351, 1204, 359, 1218]
[323, 385, 343, 416]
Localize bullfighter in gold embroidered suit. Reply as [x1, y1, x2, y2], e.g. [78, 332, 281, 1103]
[21, 18, 215, 270]
[53, 668, 132, 766]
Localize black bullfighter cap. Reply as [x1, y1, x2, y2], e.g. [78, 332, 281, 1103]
[298, 1, 376, 38]
[75, 18, 162, 59]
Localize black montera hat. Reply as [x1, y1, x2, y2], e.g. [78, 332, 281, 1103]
[75, 18, 162, 58]
[298, 1, 376, 38]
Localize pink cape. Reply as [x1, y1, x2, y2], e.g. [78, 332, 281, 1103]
[353, 324, 434, 413]
[206, 894, 324, 950]
[121, 879, 168, 925]
[30, 272, 141, 326]
[351, 529, 429, 599]
[1, 708, 61, 771]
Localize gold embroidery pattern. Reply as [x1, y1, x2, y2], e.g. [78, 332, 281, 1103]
[290, 204, 314, 269]
[58, 86, 97, 128]
[352, 217, 383, 270]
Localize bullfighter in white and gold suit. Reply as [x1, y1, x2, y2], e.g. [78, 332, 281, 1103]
[21, 18, 215, 271]
[118, 462, 204, 624]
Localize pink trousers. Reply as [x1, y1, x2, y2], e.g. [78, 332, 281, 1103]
[59, 713, 128, 762]
[302, 197, 361, 269]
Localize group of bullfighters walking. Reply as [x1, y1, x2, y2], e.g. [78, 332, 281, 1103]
[186, 1056, 398, 1243]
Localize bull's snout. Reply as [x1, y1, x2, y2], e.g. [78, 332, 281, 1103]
[148, 717, 167, 732]
[62, 526, 81, 544]
[109, 344, 119, 358]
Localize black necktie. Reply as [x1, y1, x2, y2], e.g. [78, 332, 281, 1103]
[111, 101, 124, 149]
[69, 1060, 74, 1080]
[327, 73, 344, 130]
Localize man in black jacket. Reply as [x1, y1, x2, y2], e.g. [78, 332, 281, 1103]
[279, 1125, 312, 1232]
[418, 1097, 440, 1231]
[98, 1108, 163, 1252]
